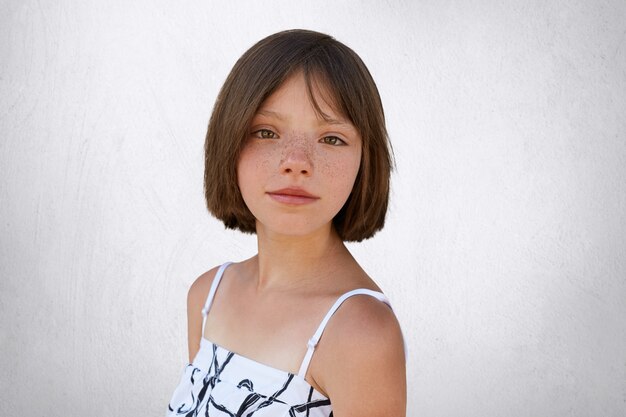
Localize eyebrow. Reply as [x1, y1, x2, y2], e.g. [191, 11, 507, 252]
[255, 108, 353, 128]
[256, 109, 285, 121]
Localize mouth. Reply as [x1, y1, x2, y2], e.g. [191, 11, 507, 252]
[266, 188, 320, 205]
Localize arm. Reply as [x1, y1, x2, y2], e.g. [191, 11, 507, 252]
[186, 267, 219, 362]
[312, 296, 407, 416]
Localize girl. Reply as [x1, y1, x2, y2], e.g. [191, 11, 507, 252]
[167, 29, 406, 416]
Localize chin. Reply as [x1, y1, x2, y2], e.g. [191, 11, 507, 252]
[256, 219, 332, 239]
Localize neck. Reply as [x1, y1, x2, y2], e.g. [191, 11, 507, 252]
[251, 223, 351, 292]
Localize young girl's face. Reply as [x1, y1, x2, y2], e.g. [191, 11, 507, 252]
[237, 71, 362, 238]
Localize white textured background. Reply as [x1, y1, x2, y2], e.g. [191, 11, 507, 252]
[1, 1, 625, 416]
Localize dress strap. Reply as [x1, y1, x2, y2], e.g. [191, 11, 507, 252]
[297, 289, 391, 378]
[201, 262, 233, 327]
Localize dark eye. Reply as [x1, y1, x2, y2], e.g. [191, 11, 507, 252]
[253, 129, 277, 139]
[321, 136, 345, 146]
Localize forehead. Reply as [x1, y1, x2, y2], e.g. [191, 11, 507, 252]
[258, 71, 350, 124]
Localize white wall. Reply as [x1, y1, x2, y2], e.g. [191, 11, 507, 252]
[1, 1, 625, 416]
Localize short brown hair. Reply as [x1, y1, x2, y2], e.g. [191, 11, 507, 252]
[204, 29, 393, 242]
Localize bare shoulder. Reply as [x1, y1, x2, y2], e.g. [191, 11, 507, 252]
[323, 295, 405, 368]
[313, 294, 407, 416]
[186, 265, 223, 362]
[187, 266, 221, 312]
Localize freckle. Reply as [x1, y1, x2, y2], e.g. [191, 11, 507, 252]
[321, 160, 334, 177]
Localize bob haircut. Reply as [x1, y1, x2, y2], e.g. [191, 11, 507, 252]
[204, 29, 393, 242]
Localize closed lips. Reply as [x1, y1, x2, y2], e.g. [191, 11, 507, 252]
[267, 188, 320, 204]
[268, 188, 319, 198]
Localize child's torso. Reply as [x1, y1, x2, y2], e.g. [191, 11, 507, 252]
[167, 261, 392, 416]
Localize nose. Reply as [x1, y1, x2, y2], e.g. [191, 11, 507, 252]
[279, 138, 313, 176]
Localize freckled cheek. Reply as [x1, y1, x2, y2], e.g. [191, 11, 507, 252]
[236, 148, 256, 193]
[319, 159, 341, 177]
[239, 145, 274, 176]
[319, 154, 361, 196]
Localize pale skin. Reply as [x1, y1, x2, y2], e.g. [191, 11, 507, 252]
[186, 72, 406, 416]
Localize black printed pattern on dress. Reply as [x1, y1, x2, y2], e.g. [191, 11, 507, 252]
[167, 340, 333, 417]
